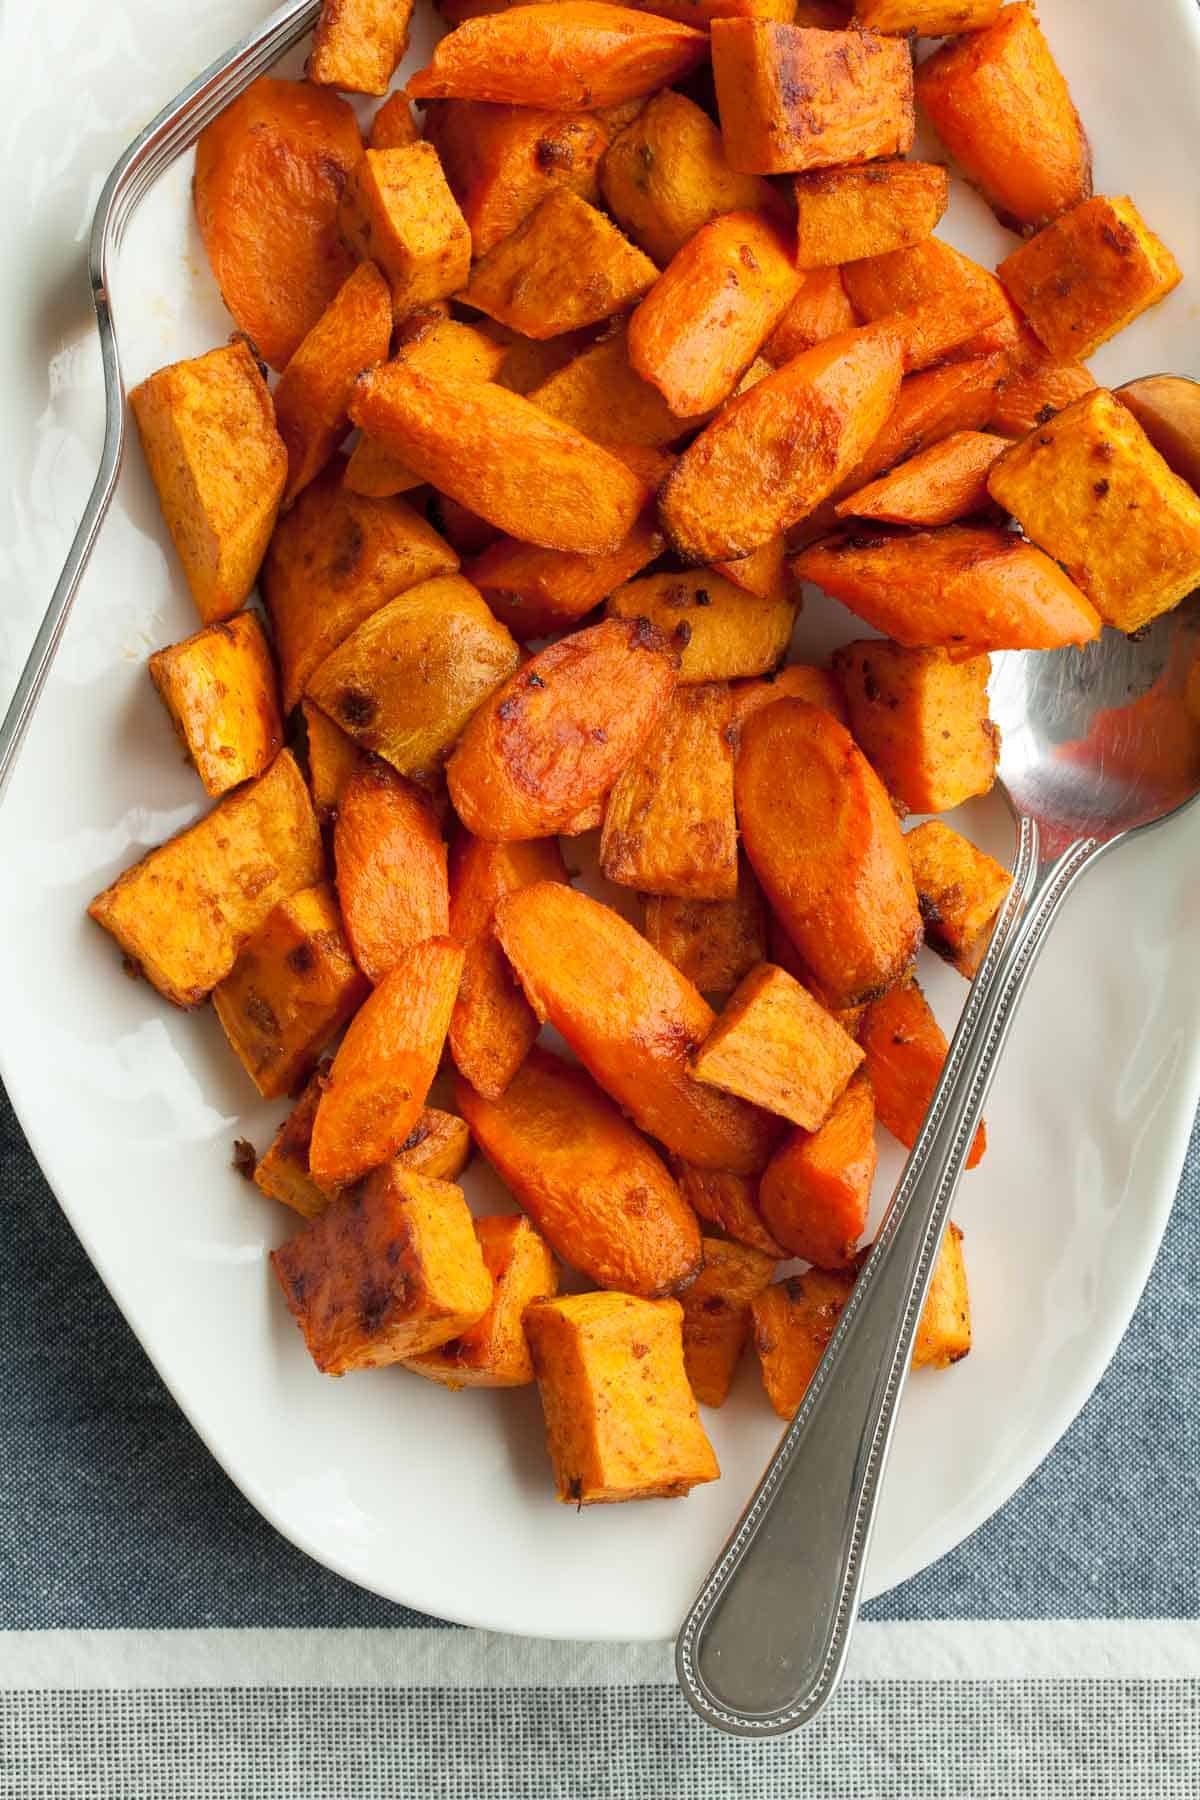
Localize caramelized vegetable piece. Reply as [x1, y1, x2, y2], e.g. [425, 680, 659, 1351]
[302, 701, 367, 822]
[794, 526, 1101, 651]
[644, 859, 767, 999]
[425, 101, 608, 258]
[832, 641, 997, 813]
[448, 835, 567, 1100]
[272, 1166, 491, 1373]
[434, 495, 499, 557]
[986, 329, 1095, 438]
[310, 0, 415, 95]
[349, 361, 649, 555]
[526, 1291, 719, 1502]
[338, 144, 472, 321]
[752, 1268, 855, 1418]
[497, 884, 779, 1172]
[88, 751, 323, 1008]
[464, 511, 665, 640]
[713, 534, 789, 603]
[407, 5, 708, 109]
[405, 1214, 558, 1387]
[629, 212, 802, 416]
[262, 461, 459, 712]
[305, 574, 520, 776]
[130, 342, 286, 626]
[194, 78, 363, 370]
[333, 764, 448, 983]
[793, 161, 947, 269]
[987, 389, 1200, 636]
[727, 663, 847, 730]
[693, 962, 864, 1129]
[735, 699, 922, 1009]
[309, 936, 464, 1188]
[859, 975, 985, 1167]
[659, 325, 903, 562]
[464, 191, 658, 339]
[671, 1160, 784, 1258]
[835, 430, 1007, 527]
[915, 3, 1091, 232]
[681, 1237, 777, 1408]
[446, 618, 677, 840]
[369, 92, 420, 149]
[711, 20, 914, 175]
[495, 324, 597, 396]
[273, 261, 393, 505]
[758, 1069, 875, 1268]
[601, 685, 738, 901]
[601, 89, 781, 267]
[607, 570, 796, 682]
[529, 326, 704, 447]
[998, 196, 1181, 363]
[456, 1049, 701, 1294]
[838, 354, 1011, 495]
[855, 0, 999, 30]
[840, 239, 1014, 373]
[762, 267, 857, 365]
[149, 611, 282, 799]
[906, 818, 1013, 979]
[912, 1221, 972, 1367]
[213, 883, 368, 1098]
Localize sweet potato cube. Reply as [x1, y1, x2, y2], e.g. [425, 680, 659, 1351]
[274, 261, 396, 504]
[262, 460, 459, 712]
[600, 89, 780, 267]
[271, 1166, 491, 1374]
[405, 1214, 558, 1388]
[456, 1047, 701, 1295]
[835, 430, 1007, 528]
[727, 663, 846, 730]
[859, 975, 986, 1167]
[607, 571, 795, 683]
[448, 835, 567, 1100]
[837, 354, 1011, 496]
[986, 329, 1095, 439]
[88, 751, 322, 1008]
[333, 763, 448, 983]
[758, 1069, 875, 1267]
[425, 101, 609, 258]
[832, 641, 997, 813]
[338, 144, 472, 320]
[762, 267, 857, 365]
[309, 936, 464, 1188]
[793, 161, 948, 269]
[840, 239, 1014, 374]
[681, 1237, 777, 1408]
[670, 1161, 783, 1258]
[529, 327, 704, 448]
[998, 196, 1182, 363]
[464, 511, 665, 641]
[130, 341, 286, 625]
[310, 0, 415, 96]
[149, 611, 282, 799]
[711, 20, 914, 176]
[601, 685, 738, 901]
[906, 818, 1012, 979]
[692, 962, 864, 1129]
[525, 1291, 720, 1503]
[987, 389, 1200, 635]
[713, 534, 789, 605]
[212, 882, 368, 1097]
[463, 191, 657, 340]
[913, 1220, 972, 1368]
[915, 3, 1091, 232]
[302, 700, 367, 821]
[752, 1269, 855, 1418]
[370, 92, 420, 149]
[855, 0, 999, 30]
[643, 859, 768, 999]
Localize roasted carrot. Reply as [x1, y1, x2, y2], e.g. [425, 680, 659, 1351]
[272, 261, 392, 506]
[762, 267, 858, 365]
[859, 976, 986, 1167]
[333, 762, 448, 984]
[986, 328, 1095, 438]
[464, 512, 666, 640]
[840, 238, 1016, 373]
[835, 431, 1008, 527]
[757, 1069, 876, 1267]
[835, 353, 1011, 497]
[680, 1237, 777, 1408]
[670, 1161, 784, 1258]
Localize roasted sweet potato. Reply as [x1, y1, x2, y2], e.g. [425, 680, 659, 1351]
[601, 685, 738, 900]
[491, 322, 595, 395]
[273, 262, 393, 505]
[628, 212, 802, 417]
[855, 0, 1000, 30]
[794, 525, 1102, 651]
[130, 341, 286, 625]
[752, 1268, 854, 1418]
[644, 859, 767, 999]
[762, 267, 857, 365]
[859, 975, 985, 1167]
[194, 79, 363, 370]
[659, 325, 903, 561]
[606, 570, 796, 682]
[149, 611, 282, 799]
[837, 354, 1011, 498]
[405, 1213, 558, 1387]
[89, 751, 322, 1008]
[370, 91, 420, 149]
[496, 883, 779, 1171]
[308, 936, 465, 1188]
[986, 329, 1095, 438]
[916, 4, 1091, 232]
[338, 144, 472, 321]
[693, 962, 864, 1129]
[309, 0, 414, 95]
[212, 883, 368, 1097]
[711, 21, 914, 175]
[912, 1220, 972, 1367]
[425, 101, 609, 258]
[448, 835, 567, 1100]
[406, 4, 709, 109]
[987, 389, 1200, 635]
[832, 641, 997, 813]
[835, 430, 1007, 527]
[727, 663, 846, 731]
[525, 1291, 719, 1503]
[349, 361, 649, 554]
[464, 511, 665, 640]
[735, 699, 921, 1008]
[600, 89, 781, 267]
[713, 533, 789, 604]
[456, 1048, 701, 1294]
[463, 190, 658, 339]
[303, 700, 366, 821]
[333, 763, 449, 983]
[758, 1069, 875, 1268]
[272, 1165, 491, 1373]
[840, 239, 1015, 373]
[446, 618, 677, 840]
[262, 460, 459, 712]
[906, 818, 1012, 978]
[681, 1237, 777, 1407]
[793, 161, 948, 269]
[670, 1160, 784, 1257]
[528, 326, 704, 447]
[998, 196, 1182, 363]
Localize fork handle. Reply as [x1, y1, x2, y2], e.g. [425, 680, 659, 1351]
[676, 821, 1106, 1737]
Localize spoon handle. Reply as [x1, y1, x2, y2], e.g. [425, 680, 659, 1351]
[675, 821, 1105, 1737]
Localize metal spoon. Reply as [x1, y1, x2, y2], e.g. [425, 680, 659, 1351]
[676, 375, 1200, 1738]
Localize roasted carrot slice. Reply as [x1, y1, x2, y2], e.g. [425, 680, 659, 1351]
[840, 238, 1016, 373]
[986, 328, 1095, 438]
[606, 569, 797, 683]
[835, 430, 1008, 527]
[273, 261, 393, 506]
[757, 1069, 876, 1268]
[859, 975, 986, 1167]
[836, 353, 1011, 497]
[333, 762, 449, 984]
[762, 267, 858, 366]
[464, 511, 665, 640]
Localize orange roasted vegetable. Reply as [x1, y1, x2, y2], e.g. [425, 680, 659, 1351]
[601, 684, 738, 901]
[273, 261, 393, 505]
[835, 430, 1007, 527]
[832, 641, 998, 813]
[528, 326, 704, 448]
[905, 818, 1013, 979]
[793, 161, 948, 269]
[149, 611, 282, 799]
[752, 1269, 854, 1418]
[464, 511, 665, 640]
[859, 975, 986, 1167]
[309, 936, 465, 1188]
[762, 267, 857, 365]
[464, 191, 657, 340]
[986, 328, 1095, 438]
[194, 78, 363, 370]
[448, 834, 567, 1100]
[854, 0, 999, 30]
[337, 144, 472, 321]
[912, 1221, 972, 1367]
[692, 962, 864, 1130]
[735, 699, 922, 1009]
[727, 663, 847, 731]
[370, 92, 420, 149]
[309, 0, 415, 95]
[916, 4, 1091, 233]
[492, 323, 597, 395]
[496, 883, 780, 1172]
[302, 701, 366, 822]
[425, 101, 609, 257]
[758, 1069, 875, 1269]
[643, 858, 768, 999]
[456, 1047, 702, 1295]
[333, 763, 449, 983]
[670, 1161, 784, 1258]
[405, 1214, 558, 1387]
[836, 354, 1011, 496]
[840, 238, 1015, 373]
[713, 533, 789, 603]
[607, 570, 796, 682]
[681, 1237, 777, 1408]
[446, 618, 677, 840]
